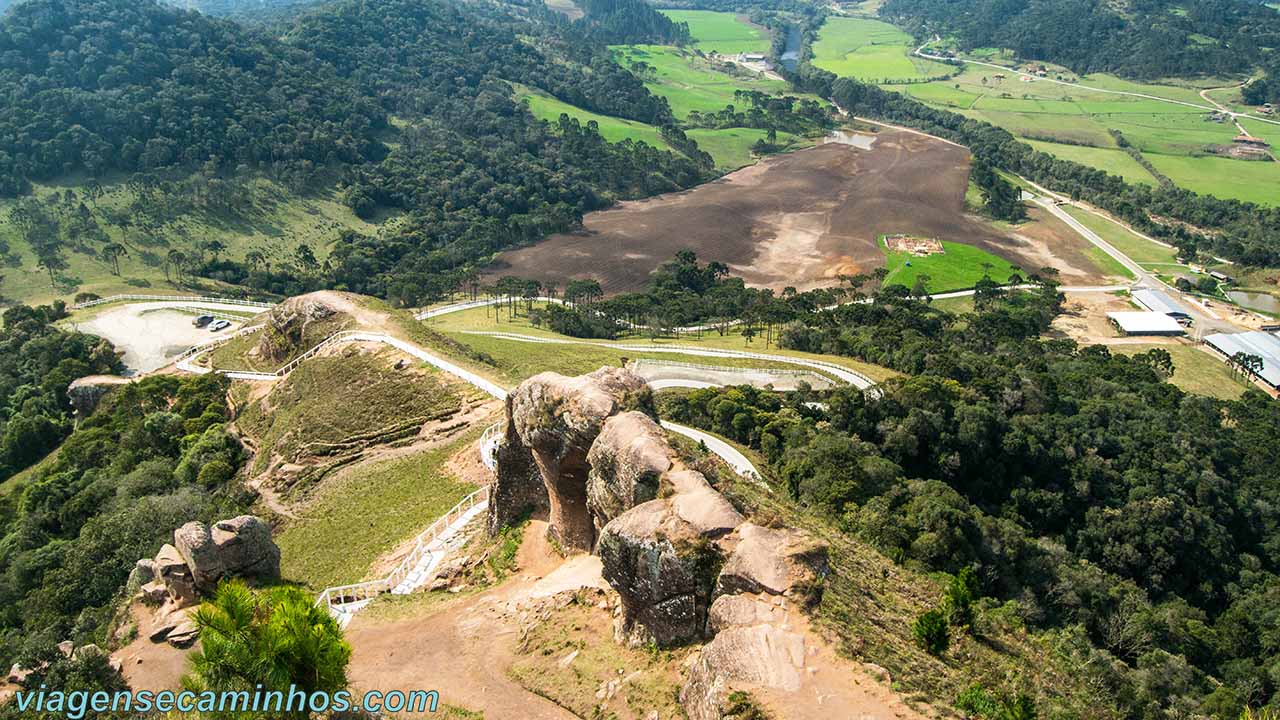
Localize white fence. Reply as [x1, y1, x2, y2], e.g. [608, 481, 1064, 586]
[315, 485, 490, 615]
[628, 358, 829, 379]
[72, 294, 276, 310]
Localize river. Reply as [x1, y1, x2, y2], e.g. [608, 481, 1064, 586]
[779, 26, 801, 71]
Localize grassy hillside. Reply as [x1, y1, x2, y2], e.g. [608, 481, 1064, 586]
[276, 435, 479, 588]
[0, 174, 378, 305]
[612, 45, 792, 118]
[812, 17, 950, 82]
[659, 9, 769, 55]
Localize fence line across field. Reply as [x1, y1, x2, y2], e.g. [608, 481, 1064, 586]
[627, 358, 832, 379]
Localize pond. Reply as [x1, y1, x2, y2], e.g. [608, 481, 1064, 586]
[1228, 290, 1280, 315]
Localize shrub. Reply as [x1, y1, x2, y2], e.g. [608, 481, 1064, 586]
[913, 608, 950, 655]
[943, 566, 979, 628]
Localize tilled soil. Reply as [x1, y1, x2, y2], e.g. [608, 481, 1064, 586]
[487, 129, 1112, 293]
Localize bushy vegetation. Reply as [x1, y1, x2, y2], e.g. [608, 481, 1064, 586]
[661, 273, 1280, 716]
[0, 303, 120, 481]
[0, 372, 250, 669]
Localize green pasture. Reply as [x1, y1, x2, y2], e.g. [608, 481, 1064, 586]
[1061, 207, 1181, 266]
[880, 238, 1018, 292]
[661, 10, 770, 55]
[687, 127, 810, 169]
[811, 17, 948, 81]
[612, 45, 790, 118]
[1143, 154, 1280, 207]
[518, 86, 803, 170]
[1113, 344, 1248, 400]
[0, 174, 374, 305]
[520, 88, 670, 148]
[1024, 140, 1157, 185]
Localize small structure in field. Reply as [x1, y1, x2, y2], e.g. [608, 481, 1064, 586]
[884, 234, 943, 257]
[1107, 312, 1186, 336]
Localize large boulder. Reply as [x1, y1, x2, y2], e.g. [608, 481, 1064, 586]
[488, 397, 549, 535]
[586, 412, 671, 533]
[154, 543, 197, 606]
[254, 297, 337, 362]
[680, 623, 807, 720]
[597, 499, 720, 648]
[717, 523, 829, 599]
[173, 516, 280, 592]
[506, 367, 647, 551]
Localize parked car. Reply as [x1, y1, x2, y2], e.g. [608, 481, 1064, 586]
[208, 319, 232, 332]
[193, 314, 214, 328]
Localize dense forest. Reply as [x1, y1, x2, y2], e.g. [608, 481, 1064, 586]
[657, 271, 1280, 718]
[0, 363, 250, 670]
[881, 0, 1280, 103]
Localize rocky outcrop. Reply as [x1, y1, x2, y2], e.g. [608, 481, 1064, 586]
[173, 515, 280, 592]
[254, 296, 338, 362]
[487, 366, 828, 667]
[717, 522, 829, 599]
[597, 499, 720, 648]
[503, 367, 647, 551]
[586, 412, 670, 533]
[488, 396, 548, 535]
[681, 620, 808, 720]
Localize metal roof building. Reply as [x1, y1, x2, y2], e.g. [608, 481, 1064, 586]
[1108, 312, 1186, 336]
[1132, 289, 1191, 319]
[1204, 331, 1280, 388]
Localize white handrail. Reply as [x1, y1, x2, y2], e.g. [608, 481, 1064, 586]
[72, 294, 276, 310]
[627, 358, 831, 379]
[314, 485, 491, 614]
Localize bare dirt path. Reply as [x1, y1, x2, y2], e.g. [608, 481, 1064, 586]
[345, 521, 589, 719]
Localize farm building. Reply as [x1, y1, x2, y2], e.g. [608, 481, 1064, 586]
[1204, 331, 1280, 389]
[1107, 312, 1186, 336]
[1132, 288, 1191, 320]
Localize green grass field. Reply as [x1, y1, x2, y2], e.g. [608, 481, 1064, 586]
[1113, 344, 1249, 400]
[661, 10, 770, 55]
[611, 45, 791, 118]
[811, 17, 949, 82]
[276, 437, 478, 589]
[881, 238, 1018, 292]
[686, 127, 809, 169]
[520, 88, 671, 148]
[1143, 153, 1279, 207]
[880, 48, 1280, 205]
[419, 302, 899, 384]
[1061, 207, 1181, 266]
[1024, 140, 1157, 185]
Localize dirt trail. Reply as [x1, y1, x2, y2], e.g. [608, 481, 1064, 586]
[345, 521, 590, 719]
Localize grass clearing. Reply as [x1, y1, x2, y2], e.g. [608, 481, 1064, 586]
[275, 434, 478, 589]
[0, 174, 378, 306]
[1061, 207, 1181, 266]
[881, 238, 1018, 292]
[1113, 344, 1248, 400]
[518, 88, 670, 149]
[1142, 154, 1280, 207]
[686, 127, 810, 169]
[237, 350, 465, 482]
[420, 301, 900, 384]
[1024, 140, 1157, 185]
[611, 45, 791, 119]
[661, 10, 769, 55]
[812, 17, 948, 81]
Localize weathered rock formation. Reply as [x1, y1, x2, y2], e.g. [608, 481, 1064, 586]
[254, 296, 338, 362]
[500, 367, 647, 550]
[488, 366, 827, 660]
[174, 515, 280, 592]
[128, 515, 280, 648]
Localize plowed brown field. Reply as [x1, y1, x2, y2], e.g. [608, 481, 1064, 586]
[486, 129, 1116, 293]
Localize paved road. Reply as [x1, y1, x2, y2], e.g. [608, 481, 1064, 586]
[660, 420, 763, 481]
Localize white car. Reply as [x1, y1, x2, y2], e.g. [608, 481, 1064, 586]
[208, 319, 232, 332]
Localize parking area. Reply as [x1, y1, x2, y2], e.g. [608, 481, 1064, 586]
[75, 305, 248, 374]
